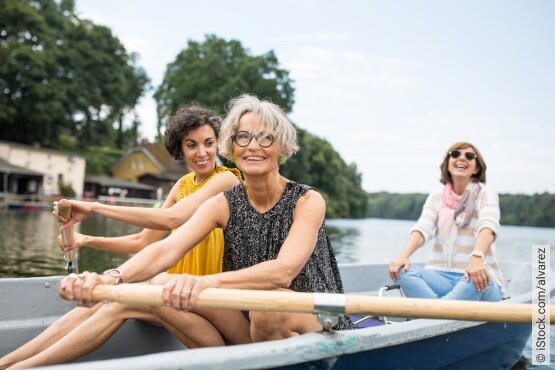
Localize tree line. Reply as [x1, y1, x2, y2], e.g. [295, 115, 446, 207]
[9, 1, 551, 225]
[366, 192, 555, 228]
[0, 0, 368, 218]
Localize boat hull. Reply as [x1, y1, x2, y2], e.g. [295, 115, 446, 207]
[0, 261, 545, 370]
[273, 323, 531, 370]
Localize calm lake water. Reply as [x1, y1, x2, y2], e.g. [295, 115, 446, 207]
[0, 209, 554, 368]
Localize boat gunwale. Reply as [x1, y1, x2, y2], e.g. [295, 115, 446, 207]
[18, 260, 547, 370]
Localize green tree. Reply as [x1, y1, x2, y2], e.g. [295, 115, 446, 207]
[0, 0, 150, 148]
[154, 34, 294, 139]
[281, 128, 368, 219]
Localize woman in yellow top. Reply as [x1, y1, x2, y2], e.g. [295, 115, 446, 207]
[0, 104, 243, 369]
[166, 165, 239, 275]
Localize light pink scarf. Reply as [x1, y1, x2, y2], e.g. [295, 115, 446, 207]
[437, 182, 481, 267]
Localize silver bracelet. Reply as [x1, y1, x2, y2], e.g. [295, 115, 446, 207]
[102, 269, 123, 285]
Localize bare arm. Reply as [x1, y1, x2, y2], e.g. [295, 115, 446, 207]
[56, 183, 181, 254]
[161, 189, 327, 311]
[58, 171, 239, 230]
[59, 194, 228, 304]
[57, 229, 167, 254]
[116, 195, 226, 283]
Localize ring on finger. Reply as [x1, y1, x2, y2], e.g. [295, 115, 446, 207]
[78, 274, 85, 280]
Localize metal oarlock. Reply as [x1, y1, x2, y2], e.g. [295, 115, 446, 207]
[313, 293, 346, 332]
[317, 313, 339, 332]
[64, 253, 78, 274]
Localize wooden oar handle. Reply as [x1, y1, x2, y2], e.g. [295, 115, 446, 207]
[57, 199, 77, 273]
[59, 285, 315, 312]
[59, 284, 555, 324]
[57, 199, 75, 247]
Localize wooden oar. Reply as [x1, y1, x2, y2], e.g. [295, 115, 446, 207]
[60, 284, 553, 324]
[57, 199, 78, 274]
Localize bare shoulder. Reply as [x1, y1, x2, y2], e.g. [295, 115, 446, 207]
[195, 170, 240, 199]
[209, 169, 241, 186]
[296, 188, 325, 214]
[198, 193, 230, 227]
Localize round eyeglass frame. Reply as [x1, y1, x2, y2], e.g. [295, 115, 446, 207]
[231, 131, 274, 148]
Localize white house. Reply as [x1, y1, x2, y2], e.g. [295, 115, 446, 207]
[0, 140, 86, 198]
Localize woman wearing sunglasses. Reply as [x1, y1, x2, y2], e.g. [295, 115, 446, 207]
[389, 142, 504, 301]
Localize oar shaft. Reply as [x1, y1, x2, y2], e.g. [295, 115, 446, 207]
[345, 296, 538, 323]
[61, 285, 554, 324]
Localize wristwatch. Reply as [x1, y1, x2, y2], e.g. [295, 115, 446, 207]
[470, 250, 485, 259]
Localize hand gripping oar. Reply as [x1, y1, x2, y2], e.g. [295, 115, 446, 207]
[60, 284, 554, 325]
[57, 199, 78, 274]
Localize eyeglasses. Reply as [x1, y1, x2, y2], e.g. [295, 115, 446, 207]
[449, 150, 476, 161]
[231, 131, 274, 148]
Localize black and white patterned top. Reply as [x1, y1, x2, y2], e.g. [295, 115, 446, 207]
[223, 181, 355, 330]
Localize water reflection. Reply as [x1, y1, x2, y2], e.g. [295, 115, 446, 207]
[0, 210, 61, 277]
[326, 223, 360, 263]
[1, 210, 554, 278]
[0, 210, 141, 277]
[76, 214, 142, 273]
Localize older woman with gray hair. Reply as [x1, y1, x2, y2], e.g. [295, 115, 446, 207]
[59, 94, 355, 346]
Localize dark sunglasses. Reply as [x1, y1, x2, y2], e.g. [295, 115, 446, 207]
[449, 150, 476, 161]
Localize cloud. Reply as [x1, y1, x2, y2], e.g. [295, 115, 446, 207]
[281, 46, 414, 91]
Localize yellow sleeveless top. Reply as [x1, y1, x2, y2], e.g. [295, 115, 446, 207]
[166, 165, 242, 276]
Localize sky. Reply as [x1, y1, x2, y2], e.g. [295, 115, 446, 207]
[76, 0, 555, 195]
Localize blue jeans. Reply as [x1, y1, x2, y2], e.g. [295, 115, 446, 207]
[397, 265, 503, 301]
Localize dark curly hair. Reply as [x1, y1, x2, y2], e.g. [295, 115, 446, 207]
[164, 104, 222, 160]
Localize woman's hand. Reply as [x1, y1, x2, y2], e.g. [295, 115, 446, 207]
[156, 274, 217, 311]
[464, 260, 490, 292]
[389, 256, 410, 281]
[56, 231, 86, 252]
[52, 200, 94, 229]
[59, 271, 108, 307]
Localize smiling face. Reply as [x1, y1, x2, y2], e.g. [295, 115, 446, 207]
[233, 112, 280, 176]
[180, 124, 218, 183]
[447, 146, 477, 184]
